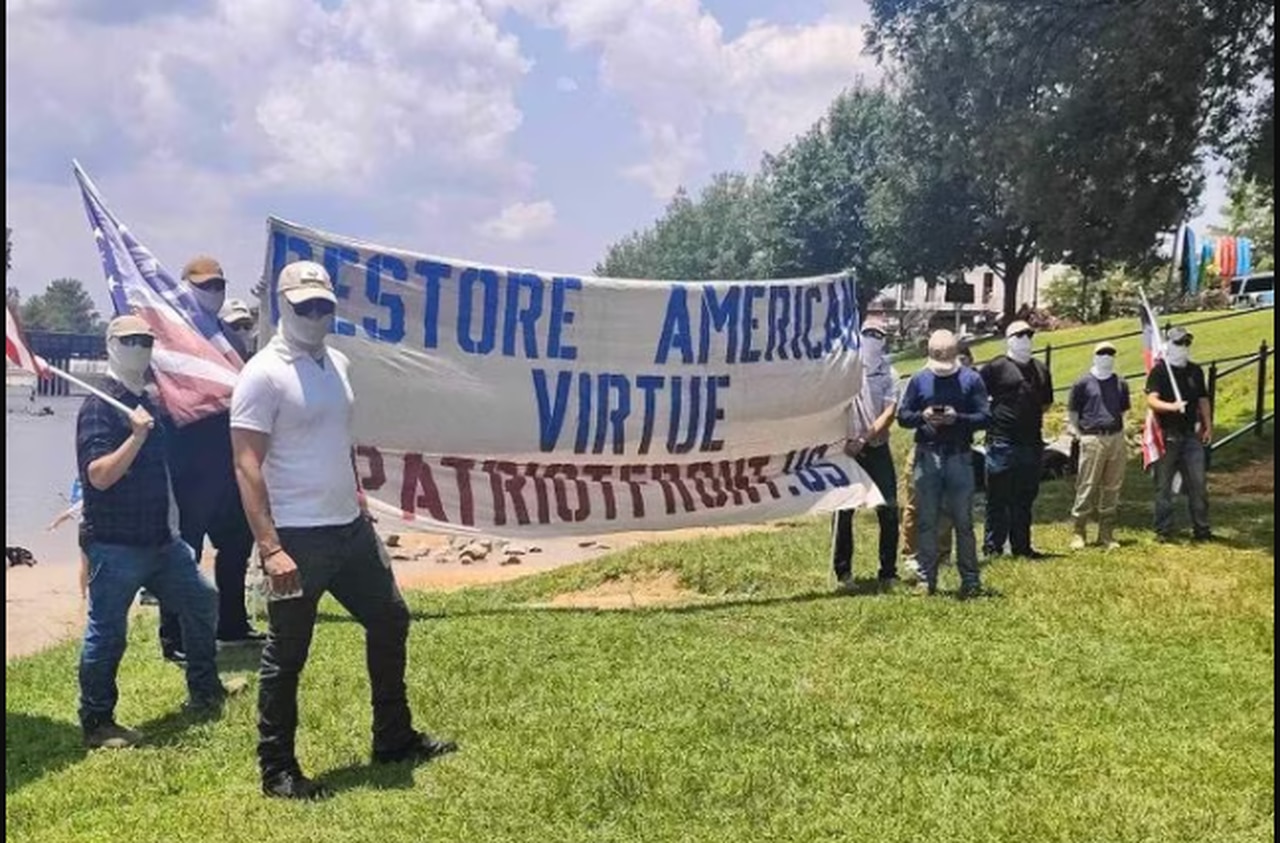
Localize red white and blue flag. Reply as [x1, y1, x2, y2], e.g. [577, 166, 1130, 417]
[5, 303, 48, 377]
[74, 162, 243, 426]
[1138, 294, 1166, 470]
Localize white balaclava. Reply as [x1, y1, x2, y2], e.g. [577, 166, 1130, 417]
[1007, 334, 1033, 364]
[1165, 345, 1190, 367]
[860, 332, 886, 371]
[191, 284, 226, 316]
[279, 298, 333, 356]
[107, 338, 153, 395]
[1091, 354, 1117, 380]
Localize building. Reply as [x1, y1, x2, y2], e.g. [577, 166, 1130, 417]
[869, 259, 1071, 337]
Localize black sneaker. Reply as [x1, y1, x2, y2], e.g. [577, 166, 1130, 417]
[373, 731, 458, 765]
[1191, 531, 1217, 543]
[83, 721, 143, 749]
[1014, 549, 1049, 561]
[218, 628, 268, 647]
[263, 769, 333, 801]
[162, 648, 187, 665]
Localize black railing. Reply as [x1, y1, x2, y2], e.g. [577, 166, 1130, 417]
[1207, 341, 1273, 450]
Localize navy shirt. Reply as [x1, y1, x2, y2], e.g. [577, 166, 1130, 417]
[980, 355, 1054, 445]
[1145, 362, 1208, 435]
[1068, 374, 1131, 434]
[898, 367, 991, 451]
[76, 379, 173, 548]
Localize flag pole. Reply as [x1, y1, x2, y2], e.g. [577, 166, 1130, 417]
[1139, 287, 1184, 407]
[42, 362, 135, 417]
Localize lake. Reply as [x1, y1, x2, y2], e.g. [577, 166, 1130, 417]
[6, 388, 85, 566]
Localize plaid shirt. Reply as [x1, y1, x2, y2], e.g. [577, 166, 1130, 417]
[77, 379, 173, 547]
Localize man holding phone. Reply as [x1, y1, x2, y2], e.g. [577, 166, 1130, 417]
[231, 260, 455, 801]
[897, 330, 991, 597]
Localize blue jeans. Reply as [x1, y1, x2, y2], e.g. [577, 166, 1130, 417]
[912, 445, 980, 591]
[79, 539, 220, 730]
[1153, 433, 1210, 537]
[984, 440, 1043, 556]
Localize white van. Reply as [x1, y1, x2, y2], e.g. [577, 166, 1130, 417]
[1228, 272, 1274, 309]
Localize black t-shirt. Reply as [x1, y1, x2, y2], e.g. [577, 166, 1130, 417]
[1145, 362, 1208, 435]
[980, 355, 1054, 445]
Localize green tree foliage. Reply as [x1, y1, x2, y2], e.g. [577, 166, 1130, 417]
[868, 0, 1211, 320]
[19, 278, 106, 333]
[1220, 177, 1275, 270]
[5, 227, 11, 274]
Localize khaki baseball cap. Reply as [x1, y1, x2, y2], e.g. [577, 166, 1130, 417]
[220, 298, 253, 323]
[182, 255, 225, 286]
[1094, 341, 1117, 354]
[277, 260, 336, 305]
[1006, 319, 1034, 337]
[107, 314, 154, 338]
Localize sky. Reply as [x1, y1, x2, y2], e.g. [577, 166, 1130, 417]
[5, 0, 1227, 316]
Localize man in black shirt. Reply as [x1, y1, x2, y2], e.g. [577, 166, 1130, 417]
[1145, 326, 1213, 541]
[980, 320, 1054, 559]
[77, 316, 237, 749]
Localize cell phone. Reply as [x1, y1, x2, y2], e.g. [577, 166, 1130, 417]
[930, 405, 948, 413]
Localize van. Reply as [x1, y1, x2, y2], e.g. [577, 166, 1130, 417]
[1228, 272, 1274, 309]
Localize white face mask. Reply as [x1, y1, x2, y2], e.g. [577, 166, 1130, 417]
[1007, 335, 1033, 363]
[107, 338, 153, 394]
[279, 299, 333, 355]
[1165, 345, 1190, 367]
[191, 285, 226, 315]
[1091, 354, 1116, 379]
[860, 334, 886, 368]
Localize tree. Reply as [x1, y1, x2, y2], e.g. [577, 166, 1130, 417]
[869, 0, 1224, 319]
[19, 278, 106, 334]
[5, 227, 11, 274]
[6, 287, 18, 311]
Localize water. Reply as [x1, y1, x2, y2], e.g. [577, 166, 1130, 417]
[6, 389, 85, 566]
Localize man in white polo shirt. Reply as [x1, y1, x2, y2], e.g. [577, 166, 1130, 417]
[230, 260, 455, 801]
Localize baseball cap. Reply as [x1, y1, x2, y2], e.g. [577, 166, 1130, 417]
[1006, 320, 1034, 337]
[861, 316, 889, 335]
[1166, 326, 1193, 343]
[220, 298, 253, 324]
[182, 255, 225, 286]
[277, 260, 337, 305]
[107, 314, 154, 338]
[925, 329, 960, 376]
[1094, 341, 1117, 354]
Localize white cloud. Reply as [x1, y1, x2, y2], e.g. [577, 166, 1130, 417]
[476, 200, 557, 241]
[555, 75, 579, 92]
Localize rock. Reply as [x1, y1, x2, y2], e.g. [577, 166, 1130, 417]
[460, 541, 490, 561]
[390, 551, 413, 561]
[500, 554, 522, 566]
[595, 543, 611, 551]
[578, 540, 597, 548]
[528, 545, 543, 554]
[504, 546, 528, 557]
[412, 549, 433, 561]
[385, 534, 401, 548]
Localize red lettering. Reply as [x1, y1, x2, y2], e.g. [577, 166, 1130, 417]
[356, 446, 386, 491]
[482, 460, 531, 526]
[654, 464, 696, 514]
[400, 453, 448, 521]
[439, 456, 476, 527]
[582, 465, 618, 520]
[746, 455, 781, 500]
[687, 461, 728, 509]
[619, 464, 647, 518]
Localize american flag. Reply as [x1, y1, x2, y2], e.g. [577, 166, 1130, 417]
[5, 302, 48, 376]
[1138, 293, 1166, 470]
[74, 162, 243, 426]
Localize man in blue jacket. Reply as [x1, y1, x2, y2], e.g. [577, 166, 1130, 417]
[898, 330, 992, 597]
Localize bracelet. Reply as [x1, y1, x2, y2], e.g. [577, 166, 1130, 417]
[260, 545, 284, 561]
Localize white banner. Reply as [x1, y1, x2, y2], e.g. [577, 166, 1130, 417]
[262, 218, 884, 537]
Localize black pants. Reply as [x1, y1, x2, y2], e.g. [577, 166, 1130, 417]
[258, 517, 414, 778]
[159, 475, 255, 649]
[983, 440, 1042, 556]
[831, 443, 900, 580]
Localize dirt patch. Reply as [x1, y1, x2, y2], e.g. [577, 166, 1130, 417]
[1212, 454, 1275, 496]
[532, 571, 701, 610]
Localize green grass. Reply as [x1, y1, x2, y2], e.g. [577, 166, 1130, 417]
[6, 454, 1274, 842]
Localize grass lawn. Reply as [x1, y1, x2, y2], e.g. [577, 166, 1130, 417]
[6, 448, 1274, 842]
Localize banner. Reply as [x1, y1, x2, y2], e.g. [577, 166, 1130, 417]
[262, 218, 883, 537]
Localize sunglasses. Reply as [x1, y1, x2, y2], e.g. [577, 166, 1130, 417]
[192, 277, 227, 293]
[228, 320, 254, 332]
[1012, 330, 1035, 339]
[1096, 349, 1117, 357]
[862, 330, 886, 340]
[1171, 339, 1192, 347]
[118, 335, 155, 348]
[291, 299, 336, 318]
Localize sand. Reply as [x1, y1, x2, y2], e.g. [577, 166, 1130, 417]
[5, 524, 771, 662]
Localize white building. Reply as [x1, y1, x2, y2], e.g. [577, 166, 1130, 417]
[871, 259, 1072, 336]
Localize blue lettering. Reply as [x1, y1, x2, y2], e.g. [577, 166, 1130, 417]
[457, 268, 499, 354]
[362, 254, 407, 343]
[415, 260, 450, 348]
[320, 245, 358, 337]
[503, 272, 545, 359]
[739, 285, 765, 363]
[667, 375, 702, 454]
[804, 287, 824, 359]
[700, 375, 729, 452]
[635, 375, 664, 455]
[548, 277, 580, 360]
[532, 369, 572, 452]
[574, 372, 593, 454]
[593, 374, 631, 454]
[698, 286, 740, 364]
[655, 288, 695, 365]
[765, 286, 790, 361]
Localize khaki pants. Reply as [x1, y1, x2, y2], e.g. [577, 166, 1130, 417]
[1070, 432, 1127, 539]
[901, 446, 954, 563]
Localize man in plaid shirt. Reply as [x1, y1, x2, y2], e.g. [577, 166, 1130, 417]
[76, 315, 242, 749]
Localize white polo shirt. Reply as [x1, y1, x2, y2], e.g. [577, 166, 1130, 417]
[230, 335, 361, 528]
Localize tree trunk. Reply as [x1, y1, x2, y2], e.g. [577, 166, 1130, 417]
[1000, 251, 1032, 323]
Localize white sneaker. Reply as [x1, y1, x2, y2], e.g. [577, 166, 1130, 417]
[1070, 534, 1087, 551]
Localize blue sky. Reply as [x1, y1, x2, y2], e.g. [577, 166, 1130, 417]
[5, 0, 1225, 315]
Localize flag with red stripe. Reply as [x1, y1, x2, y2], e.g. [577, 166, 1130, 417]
[5, 303, 49, 377]
[73, 162, 243, 426]
[1138, 296, 1166, 470]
